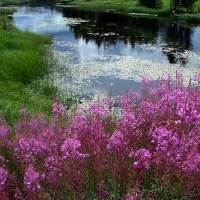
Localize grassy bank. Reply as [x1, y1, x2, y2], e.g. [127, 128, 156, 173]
[0, 0, 29, 15]
[68, 0, 170, 17]
[0, 16, 56, 125]
[67, 0, 200, 23]
[0, 7, 15, 14]
[0, 0, 28, 6]
[178, 13, 200, 24]
[0, 1, 15, 15]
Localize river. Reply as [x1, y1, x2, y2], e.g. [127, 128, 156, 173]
[13, 0, 200, 97]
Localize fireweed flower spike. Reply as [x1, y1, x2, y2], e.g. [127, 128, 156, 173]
[0, 167, 8, 193]
[24, 165, 45, 199]
[0, 73, 199, 199]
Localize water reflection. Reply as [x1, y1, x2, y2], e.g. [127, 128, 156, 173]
[159, 22, 193, 65]
[61, 7, 196, 65]
[62, 8, 159, 48]
[24, 0, 55, 8]
[13, 2, 200, 97]
[82, 76, 142, 97]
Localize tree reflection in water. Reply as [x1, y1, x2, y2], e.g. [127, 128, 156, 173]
[62, 7, 193, 65]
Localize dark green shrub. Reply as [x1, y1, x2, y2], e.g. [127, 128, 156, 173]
[181, 0, 198, 12]
[172, 0, 198, 12]
[138, 0, 163, 8]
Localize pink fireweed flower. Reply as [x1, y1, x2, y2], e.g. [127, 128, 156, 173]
[44, 155, 63, 173]
[0, 167, 8, 192]
[24, 165, 44, 192]
[125, 182, 143, 200]
[0, 118, 10, 138]
[0, 118, 12, 149]
[152, 127, 179, 153]
[28, 119, 39, 132]
[176, 73, 183, 81]
[119, 111, 137, 132]
[20, 108, 27, 117]
[130, 148, 152, 170]
[0, 156, 6, 164]
[0, 124, 10, 138]
[129, 198, 136, 200]
[181, 153, 200, 172]
[71, 115, 89, 135]
[141, 77, 153, 86]
[194, 71, 200, 83]
[14, 137, 50, 165]
[151, 127, 181, 166]
[151, 126, 200, 172]
[0, 73, 199, 199]
[89, 102, 108, 118]
[52, 102, 67, 120]
[61, 136, 89, 159]
[138, 100, 157, 119]
[179, 131, 200, 172]
[104, 97, 113, 107]
[120, 90, 140, 110]
[14, 188, 24, 200]
[150, 88, 157, 97]
[0, 156, 8, 169]
[107, 130, 127, 153]
[141, 77, 154, 93]
[44, 155, 63, 186]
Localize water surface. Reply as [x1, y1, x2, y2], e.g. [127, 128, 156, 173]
[13, 2, 200, 97]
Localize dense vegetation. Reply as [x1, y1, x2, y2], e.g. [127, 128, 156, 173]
[172, 0, 198, 12]
[139, 0, 163, 8]
[139, 0, 198, 11]
[0, 0, 28, 5]
[0, 73, 199, 199]
[71, 0, 200, 12]
[68, 0, 200, 22]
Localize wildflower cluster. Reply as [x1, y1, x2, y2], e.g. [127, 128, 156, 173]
[0, 73, 199, 199]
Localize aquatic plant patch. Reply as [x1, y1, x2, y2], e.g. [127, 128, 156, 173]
[51, 39, 200, 98]
[12, 5, 200, 99]
[0, 73, 199, 199]
[37, 16, 89, 27]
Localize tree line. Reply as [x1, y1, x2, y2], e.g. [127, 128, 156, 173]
[139, 0, 198, 12]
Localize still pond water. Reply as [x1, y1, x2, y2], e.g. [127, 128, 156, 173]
[13, 1, 200, 97]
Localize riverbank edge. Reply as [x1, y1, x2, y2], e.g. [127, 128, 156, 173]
[0, 15, 55, 126]
[0, 0, 29, 14]
[66, 1, 200, 24]
[0, 7, 79, 126]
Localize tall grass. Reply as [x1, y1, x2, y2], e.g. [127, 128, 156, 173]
[0, 8, 15, 15]
[0, 16, 57, 125]
[0, 73, 199, 199]
[0, 81, 53, 126]
[0, 16, 77, 126]
[0, 17, 51, 84]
